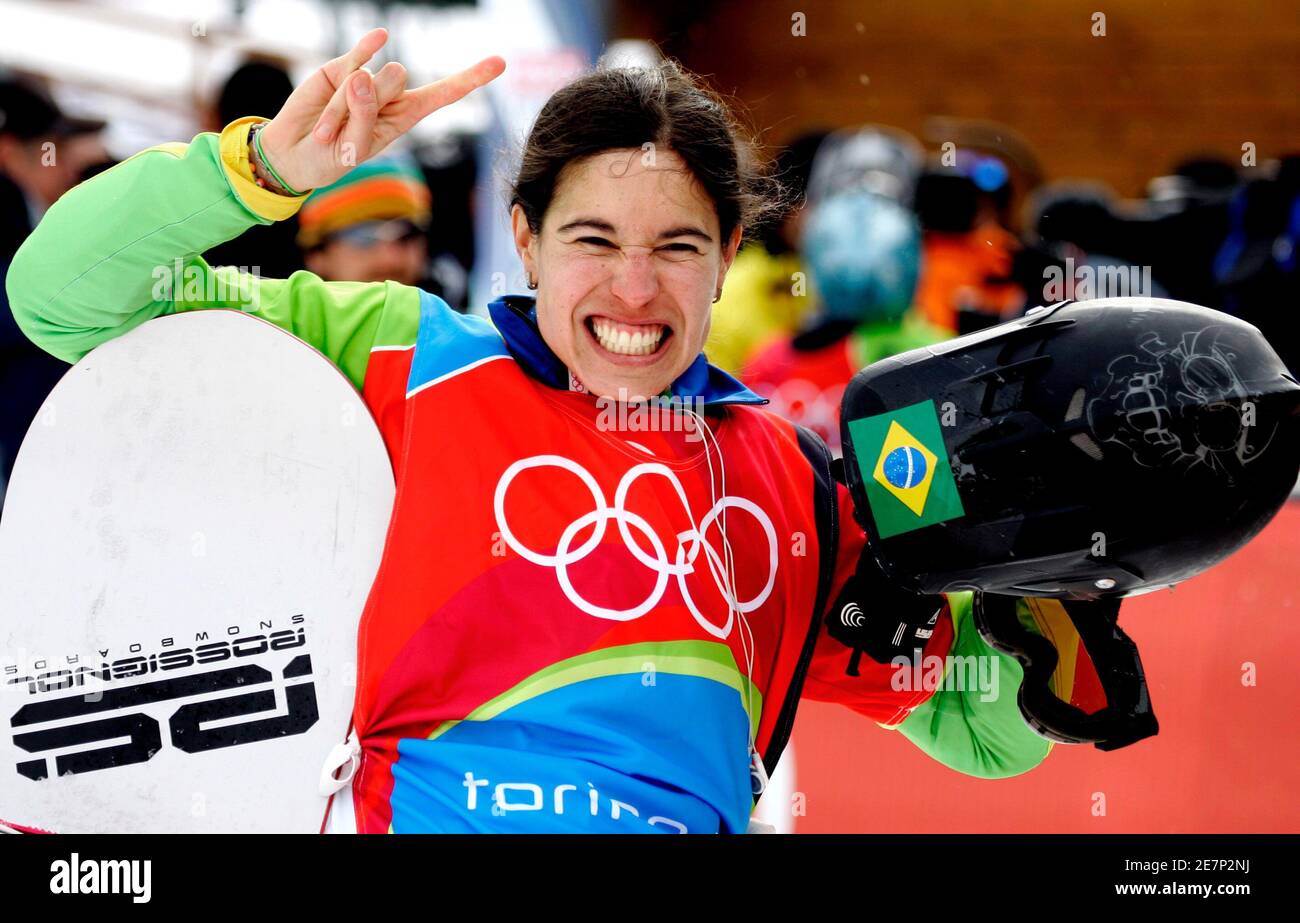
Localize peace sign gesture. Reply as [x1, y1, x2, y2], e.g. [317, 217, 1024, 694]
[256, 28, 504, 193]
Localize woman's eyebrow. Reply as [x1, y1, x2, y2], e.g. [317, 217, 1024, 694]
[658, 226, 714, 243]
[556, 218, 617, 235]
[554, 219, 713, 243]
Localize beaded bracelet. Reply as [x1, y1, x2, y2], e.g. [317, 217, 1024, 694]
[247, 123, 305, 197]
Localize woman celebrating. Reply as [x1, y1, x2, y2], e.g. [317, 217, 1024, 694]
[8, 30, 1050, 833]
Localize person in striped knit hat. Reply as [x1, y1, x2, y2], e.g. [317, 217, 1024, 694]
[298, 151, 433, 287]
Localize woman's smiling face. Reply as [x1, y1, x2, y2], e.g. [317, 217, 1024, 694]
[512, 148, 742, 401]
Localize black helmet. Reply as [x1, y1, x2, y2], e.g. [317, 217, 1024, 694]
[840, 297, 1300, 600]
[839, 297, 1299, 750]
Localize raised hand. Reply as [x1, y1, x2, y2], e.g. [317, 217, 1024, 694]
[256, 28, 504, 193]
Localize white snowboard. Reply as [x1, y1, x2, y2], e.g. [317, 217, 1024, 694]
[0, 311, 393, 832]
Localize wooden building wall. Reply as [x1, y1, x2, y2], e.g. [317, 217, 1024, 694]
[615, 0, 1300, 197]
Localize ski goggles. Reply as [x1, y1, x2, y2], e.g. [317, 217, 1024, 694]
[322, 218, 428, 249]
[972, 593, 1158, 750]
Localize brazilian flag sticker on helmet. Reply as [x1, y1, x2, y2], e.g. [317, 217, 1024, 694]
[847, 399, 965, 538]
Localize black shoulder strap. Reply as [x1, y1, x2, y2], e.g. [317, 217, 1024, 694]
[759, 425, 839, 776]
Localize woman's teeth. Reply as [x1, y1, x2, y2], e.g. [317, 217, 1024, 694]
[590, 318, 666, 356]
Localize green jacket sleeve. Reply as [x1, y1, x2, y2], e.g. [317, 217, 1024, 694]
[5, 121, 419, 392]
[893, 592, 1053, 779]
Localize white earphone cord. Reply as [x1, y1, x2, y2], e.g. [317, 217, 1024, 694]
[684, 407, 761, 791]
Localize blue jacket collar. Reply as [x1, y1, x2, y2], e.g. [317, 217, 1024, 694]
[487, 296, 766, 407]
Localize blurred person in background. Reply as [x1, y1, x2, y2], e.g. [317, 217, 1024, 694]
[297, 151, 462, 302]
[0, 76, 105, 512]
[738, 125, 942, 453]
[912, 152, 1024, 334]
[203, 59, 305, 278]
[1014, 158, 1237, 313]
[1213, 154, 1300, 375]
[414, 134, 477, 312]
[704, 129, 827, 372]
[1020, 181, 1170, 307]
[744, 187, 946, 454]
[1141, 157, 1240, 309]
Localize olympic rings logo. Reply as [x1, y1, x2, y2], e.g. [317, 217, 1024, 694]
[492, 455, 779, 640]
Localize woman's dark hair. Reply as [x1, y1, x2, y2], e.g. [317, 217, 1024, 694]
[510, 58, 787, 244]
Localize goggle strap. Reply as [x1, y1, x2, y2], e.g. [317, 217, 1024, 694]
[973, 592, 1158, 750]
